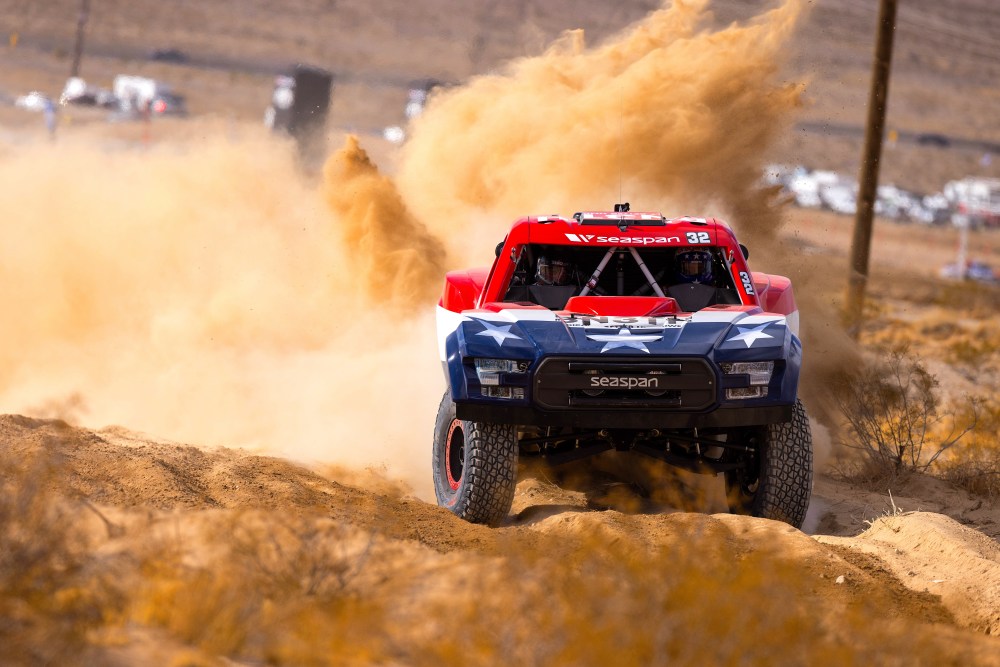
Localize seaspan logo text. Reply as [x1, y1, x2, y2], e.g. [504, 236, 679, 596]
[565, 233, 682, 245]
[590, 376, 660, 389]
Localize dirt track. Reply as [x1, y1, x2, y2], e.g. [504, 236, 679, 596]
[4, 414, 1000, 665]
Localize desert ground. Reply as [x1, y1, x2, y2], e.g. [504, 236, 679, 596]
[1, 0, 1000, 665]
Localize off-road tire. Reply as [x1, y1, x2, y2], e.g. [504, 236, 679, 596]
[725, 399, 813, 528]
[432, 392, 518, 526]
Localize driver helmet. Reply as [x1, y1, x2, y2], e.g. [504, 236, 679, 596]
[675, 247, 714, 284]
[536, 256, 574, 286]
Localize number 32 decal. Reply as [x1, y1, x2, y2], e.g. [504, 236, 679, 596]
[685, 231, 710, 244]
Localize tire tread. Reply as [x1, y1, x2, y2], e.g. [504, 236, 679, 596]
[432, 392, 517, 526]
[756, 399, 814, 528]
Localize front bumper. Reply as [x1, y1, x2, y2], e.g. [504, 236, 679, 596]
[451, 352, 796, 429]
[456, 402, 794, 429]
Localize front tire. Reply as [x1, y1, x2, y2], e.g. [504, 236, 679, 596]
[724, 399, 813, 528]
[432, 392, 518, 526]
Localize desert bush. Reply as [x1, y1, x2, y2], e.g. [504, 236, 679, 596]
[129, 511, 388, 662]
[224, 513, 375, 599]
[939, 399, 1000, 500]
[0, 435, 123, 666]
[835, 345, 975, 482]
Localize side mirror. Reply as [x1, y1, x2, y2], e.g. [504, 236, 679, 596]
[739, 244, 750, 260]
[495, 241, 504, 257]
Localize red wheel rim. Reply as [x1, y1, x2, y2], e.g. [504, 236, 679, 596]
[445, 419, 464, 491]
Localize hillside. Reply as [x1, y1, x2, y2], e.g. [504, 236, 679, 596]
[2, 0, 999, 191]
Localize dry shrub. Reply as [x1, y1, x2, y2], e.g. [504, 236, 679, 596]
[939, 398, 1000, 500]
[834, 345, 975, 484]
[129, 511, 390, 663]
[0, 434, 123, 665]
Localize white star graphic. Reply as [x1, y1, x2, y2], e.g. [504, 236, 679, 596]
[475, 320, 522, 347]
[727, 322, 774, 348]
[587, 328, 662, 353]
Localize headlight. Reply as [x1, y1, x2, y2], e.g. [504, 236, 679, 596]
[474, 358, 529, 399]
[720, 361, 774, 400]
[720, 361, 773, 385]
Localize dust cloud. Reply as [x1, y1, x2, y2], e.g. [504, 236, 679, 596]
[323, 136, 446, 310]
[398, 0, 806, 264]
[0, 0, 835, 500]
[0, 132, 444, 497]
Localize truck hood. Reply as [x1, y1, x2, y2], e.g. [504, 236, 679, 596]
[439, 305, 793, 364]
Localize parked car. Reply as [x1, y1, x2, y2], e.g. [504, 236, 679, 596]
[148, 48, 189, 64]
[14, 91, 52, 112]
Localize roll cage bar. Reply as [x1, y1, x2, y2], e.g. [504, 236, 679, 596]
[579, 246, 667, 298]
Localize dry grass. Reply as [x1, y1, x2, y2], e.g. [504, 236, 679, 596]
[931, 281, 1000, 320]
[0, 429, 124, 666]
[124, 506, 417, 665]
[124, 514, 955, 666]
[415, 538, 818, 666]
[939, 399, 1000, 501]
[946, 323, 1000, 366]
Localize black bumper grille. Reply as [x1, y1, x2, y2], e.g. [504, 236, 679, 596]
[533, 357, 716, 411]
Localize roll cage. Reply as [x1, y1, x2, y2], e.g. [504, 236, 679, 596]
[501, 244, 742, 311]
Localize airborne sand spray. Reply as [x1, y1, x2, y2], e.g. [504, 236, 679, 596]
[0, 0, 842, 498]
[323, 136, 447, 308]
[0, 134, 445, 496]
[398, 0, 805, 263]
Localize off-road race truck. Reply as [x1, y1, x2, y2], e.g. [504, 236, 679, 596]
[433, 207, 813, 527]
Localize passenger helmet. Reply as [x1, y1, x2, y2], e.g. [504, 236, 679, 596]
[536, 256, 574, 286]
[675, 247, 713, 284]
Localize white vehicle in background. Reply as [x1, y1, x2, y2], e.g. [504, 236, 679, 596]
[875, 184, 929, 223]
[113, 75, 169, 112]
[108, 75, 188, 119]
[787, 172, 824, 209]
[768, 166, 958, 227]
[944, 177, 1000, 228]
[819, 182, 857, 216]
[14, 91, 52, 112]
[60, 77, 117, 108]
[58, 75, 187, 119]
[762, 163, 800, 188]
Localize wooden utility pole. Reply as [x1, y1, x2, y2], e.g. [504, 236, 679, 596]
[69, 0, 91, 78]
[844, 0, 898, 338]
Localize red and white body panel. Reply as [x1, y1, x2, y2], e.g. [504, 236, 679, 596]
[437, 213, 800, 359]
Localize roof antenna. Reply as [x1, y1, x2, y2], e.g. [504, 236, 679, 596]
[617, 83, 624, 211]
